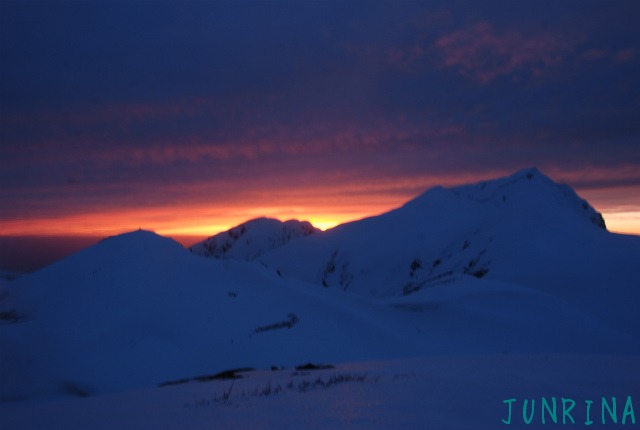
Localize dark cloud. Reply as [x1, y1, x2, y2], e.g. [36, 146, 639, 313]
[1, 0, 639, 236]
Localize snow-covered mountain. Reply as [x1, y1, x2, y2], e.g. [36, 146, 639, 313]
[257, 168, 639, 335]
[189, 218, 318, 260]
[1, 168, 639, 408]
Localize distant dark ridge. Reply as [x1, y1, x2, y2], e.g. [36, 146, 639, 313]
[0, 235, 102, 273]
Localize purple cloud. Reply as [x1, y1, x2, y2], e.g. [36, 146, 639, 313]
[433, 21, 579, 83]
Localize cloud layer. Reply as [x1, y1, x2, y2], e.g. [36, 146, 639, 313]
[1, 1, 639, 237]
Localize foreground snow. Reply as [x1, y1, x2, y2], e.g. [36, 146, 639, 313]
[2, 354, 638, 430]
[1, 229, 636, 402]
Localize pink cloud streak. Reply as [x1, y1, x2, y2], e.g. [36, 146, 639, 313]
[433, 21, 579, 83]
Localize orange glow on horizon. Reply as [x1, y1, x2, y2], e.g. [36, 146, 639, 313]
[2, 180, 639, 240]
[0, 202, 399, 241]
[599, 212, 640, 236]
[0, 174, 438, 239]
[579, 186, 640, 236]
[1, 204, 639, 241]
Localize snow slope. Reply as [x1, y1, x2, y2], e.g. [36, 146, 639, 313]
[258, 168, 640, 335]
[1, 228, 637, 403]
[0, 230, 412, 401]
[189, 217, 318, 260]
[3, 354, 639, 430]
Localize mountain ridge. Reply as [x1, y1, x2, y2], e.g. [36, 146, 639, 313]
[253, 168, 638, 335]
[399, 167, 605, 229]
[189, 217, 319, 261]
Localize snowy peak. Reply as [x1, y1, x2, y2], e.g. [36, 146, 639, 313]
[190, 218, 319, 260]
[98, 229, 184, 250]
[1, 229, 193, 311]
[256, 167, 639, 337]
[78, 229, 188, 269]
[404, 167, 606, 229]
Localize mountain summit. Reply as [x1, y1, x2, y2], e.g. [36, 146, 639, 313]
[190, 218, 319, 260]
[403, 167, 605, 229]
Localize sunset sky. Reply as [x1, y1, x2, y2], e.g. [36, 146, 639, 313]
[1, 0, 639, 264]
